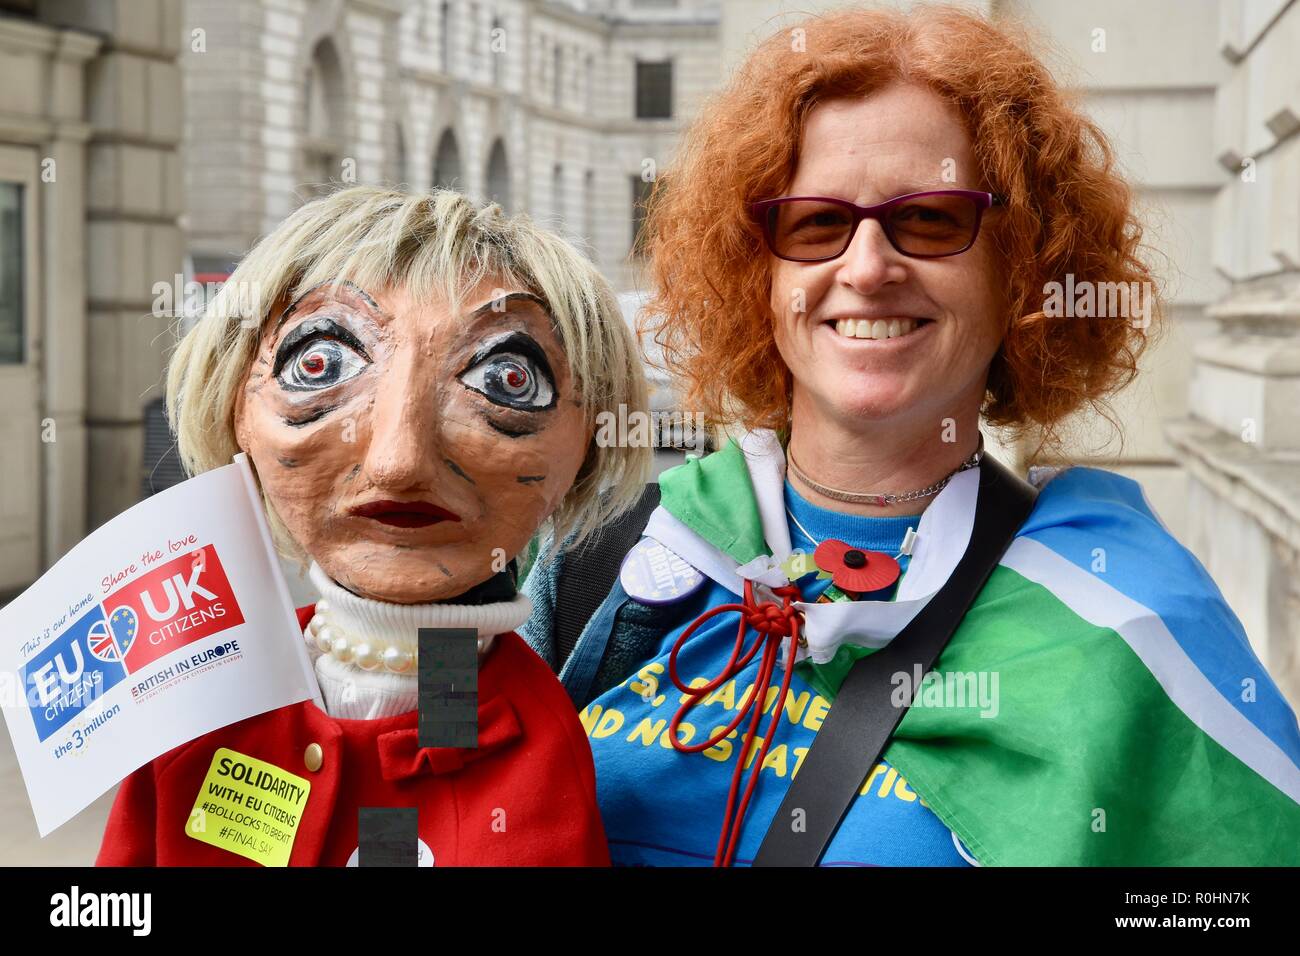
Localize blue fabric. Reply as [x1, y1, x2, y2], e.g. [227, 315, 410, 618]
[560, 578, 631, 708]
[579, 482, 976, 866]
[1019, 467, 1300, 765]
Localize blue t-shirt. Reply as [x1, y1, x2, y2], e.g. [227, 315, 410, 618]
[583, 481, 977, 866]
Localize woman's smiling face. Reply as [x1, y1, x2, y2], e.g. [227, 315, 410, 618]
[234, 277, 589, 603]
[768, 83, 1007, 432]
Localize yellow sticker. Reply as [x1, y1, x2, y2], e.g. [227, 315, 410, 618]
[781, 551, 820, 580]
[184, 747, 311, 867]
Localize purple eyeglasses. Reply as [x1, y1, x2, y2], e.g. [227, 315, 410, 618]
[750, 189, 1006, 262]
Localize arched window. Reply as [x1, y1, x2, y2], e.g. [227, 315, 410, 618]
[551, 163, 565, 229]
[440, 1, 453, 74]
[392, 123, 407, 185]
[486, 139, 510, 211]
[433, 129, 463, 191]
[553, 44, 563, 108]
[583, 168, 595, 256]
[301, 38, 346, 198]
[585, 53, 594, 113]
[491, 16, 503, 86]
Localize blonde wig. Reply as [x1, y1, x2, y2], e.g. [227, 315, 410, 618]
[167, 185, 650, 563]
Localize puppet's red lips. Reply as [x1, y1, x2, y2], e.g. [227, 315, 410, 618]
[349, 500, 462, 528]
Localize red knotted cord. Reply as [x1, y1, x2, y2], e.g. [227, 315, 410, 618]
[666, 578, 805, 867]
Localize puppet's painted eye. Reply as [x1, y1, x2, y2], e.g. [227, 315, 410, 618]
[278, 338, 367, 390]
[460, 352, 554, 410]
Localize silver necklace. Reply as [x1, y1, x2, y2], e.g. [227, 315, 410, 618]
[785, 435, 984, 506]
[786, 507, 824, 549]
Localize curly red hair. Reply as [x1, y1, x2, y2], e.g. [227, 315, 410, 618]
[638, 3, 1163, 450]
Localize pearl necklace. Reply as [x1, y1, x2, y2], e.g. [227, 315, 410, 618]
[303, 599, 492, 674]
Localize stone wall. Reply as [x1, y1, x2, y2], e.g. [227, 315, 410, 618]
[1167, 0, 1300, 706]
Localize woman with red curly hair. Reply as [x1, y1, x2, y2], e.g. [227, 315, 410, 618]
[521, 3, 1300, 866]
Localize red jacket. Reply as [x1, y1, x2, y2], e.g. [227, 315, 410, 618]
[97, 608, 609, 867]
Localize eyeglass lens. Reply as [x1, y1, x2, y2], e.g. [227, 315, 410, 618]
[765, 194, 983, 260]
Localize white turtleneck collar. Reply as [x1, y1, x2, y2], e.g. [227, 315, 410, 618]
[305, 562, 533, 720]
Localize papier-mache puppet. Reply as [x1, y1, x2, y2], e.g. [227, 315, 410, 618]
[96, 186, 650, 866]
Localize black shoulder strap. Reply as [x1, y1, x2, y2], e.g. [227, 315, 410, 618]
[753, 454, 1038, 866]
[553, 483, 661, 671]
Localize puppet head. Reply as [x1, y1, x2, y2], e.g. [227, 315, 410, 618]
[166, 187, 649, 604]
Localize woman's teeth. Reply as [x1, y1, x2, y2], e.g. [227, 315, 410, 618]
[834, 318, 923, 340]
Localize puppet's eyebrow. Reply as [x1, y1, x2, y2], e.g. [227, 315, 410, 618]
[466, 291, 554, 323]
[273, 279, 385, 335]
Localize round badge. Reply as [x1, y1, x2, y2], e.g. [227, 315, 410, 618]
[346, 837, 434, 867]
[619, 538, 705, 606]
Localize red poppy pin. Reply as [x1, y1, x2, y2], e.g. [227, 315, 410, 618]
[812, 539, 900, 595]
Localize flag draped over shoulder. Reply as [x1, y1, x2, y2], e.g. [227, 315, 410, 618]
[652, 437, 1300, 865]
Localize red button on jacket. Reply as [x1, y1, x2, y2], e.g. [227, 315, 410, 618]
[96, 609, 609, 867]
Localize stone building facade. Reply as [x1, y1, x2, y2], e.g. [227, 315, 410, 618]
[0, 0, 184, 863]
[0, 0, 182, 596]
[1165, 0, 1300, 705]
[182, 0, 722, 292]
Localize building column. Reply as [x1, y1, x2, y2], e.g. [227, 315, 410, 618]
[40, 28, 99, 564]
[40, 0, 185, 529]
[1165, 0, 1300, 705]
